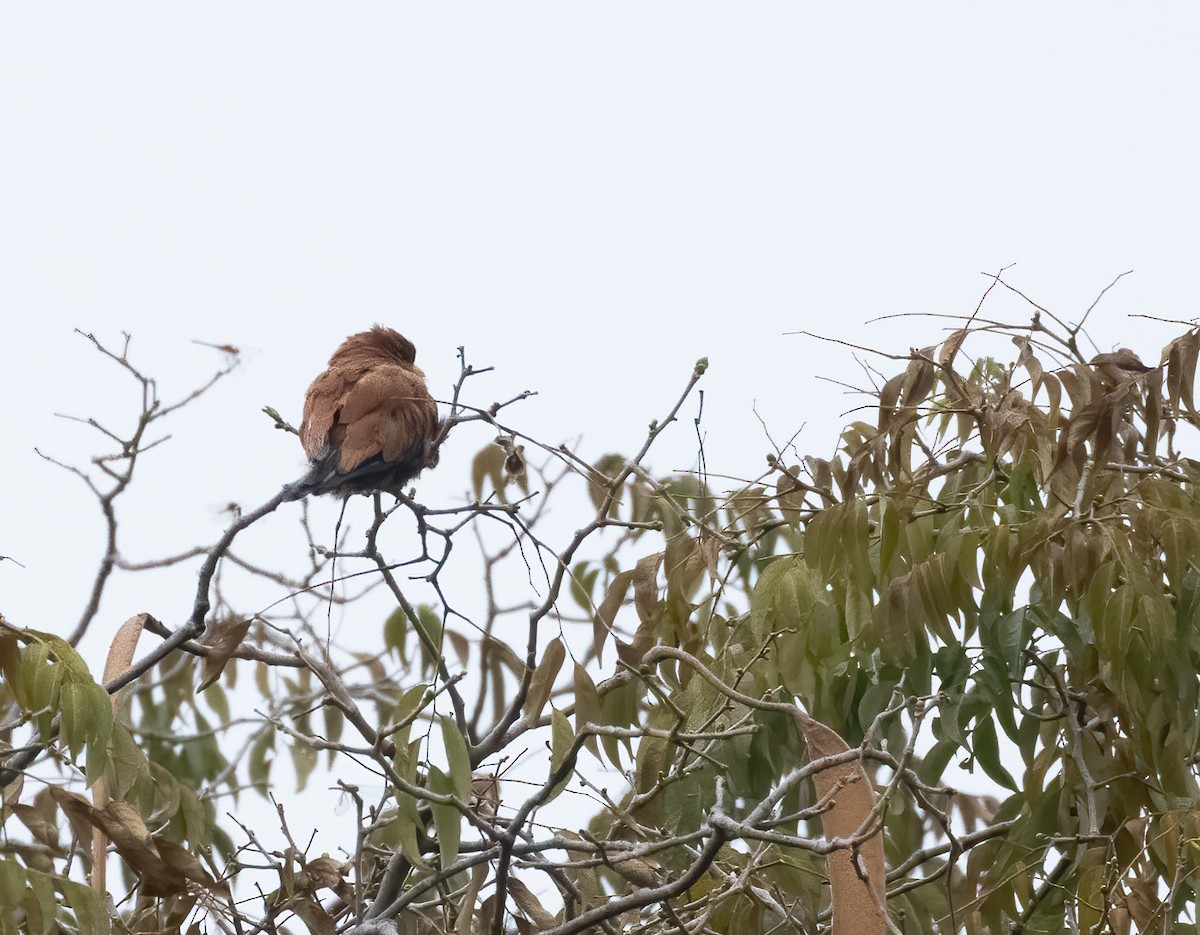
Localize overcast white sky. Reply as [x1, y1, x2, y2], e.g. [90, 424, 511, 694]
[3, 4, 1199, 740]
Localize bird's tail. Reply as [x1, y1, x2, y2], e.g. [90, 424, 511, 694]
[282, 447, 434, 500]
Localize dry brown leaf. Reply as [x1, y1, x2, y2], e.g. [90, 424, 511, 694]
[456, 865, 490, 935]
[94, 612, 151, 893]
[631, 553, 663, 625]
[938, 328, 969, 368]
[522, 637, 565, 727]
[102, 613, 148, 686]
[286, 894, 336, 935]
[792, 711, 886, 934]
[507, 875, 557, 930]
[197, 615, 251, 690]
[48, 788, 100, 857]
[298, 855, 345, 892]
[899, 348, 937, 407]
[12, 802, 60, 853]
[608, 855, 662, 889]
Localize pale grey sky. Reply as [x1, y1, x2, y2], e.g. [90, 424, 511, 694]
[3, 4, 1197, 675]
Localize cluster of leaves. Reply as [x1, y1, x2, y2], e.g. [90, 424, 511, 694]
[0, 625, 221, 933]
[6, 283, 1200, 934]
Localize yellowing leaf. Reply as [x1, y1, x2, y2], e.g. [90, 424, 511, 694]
[523, 637, 565, 727]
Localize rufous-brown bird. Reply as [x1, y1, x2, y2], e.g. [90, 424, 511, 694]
[283, 326, 441, 499]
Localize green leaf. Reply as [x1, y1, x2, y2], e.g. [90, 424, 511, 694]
[428, 766, 461, 870]
[441, 716, 472, 801]
[573, 664, 602, 760]
[146, 762, 182, 827]
[879, 500, 900, 576]
[392, 684, 430, 737]
[58, 681, 99, 760]
[290, 738, 318, 793]
[0, 860, 26, 913]
[393, 789, 428, 870]
[105, 721, 151, 800]
[546, 709, 574, 803]
[394, 737, 421, 785]
[383, 607, 409, 656]
[570, 562, 599, 611]
[62, 879, 109, 935]
[972, 716, 1018, 792]
[323, 704, 345, 763]
[178, 784, 211, 848]
[0, 630, 24, 707]
[203, 683, 230, 725]
[588, 453, 628, 513]
[23, 869, 56, 935]
[248, 727, 276, 796]
[593, 570, 635, 662]
[23, 642, 59, 715]
[1075, 847, 1108, 933]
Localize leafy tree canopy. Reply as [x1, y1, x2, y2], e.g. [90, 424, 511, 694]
[3, 275, 1200, 934]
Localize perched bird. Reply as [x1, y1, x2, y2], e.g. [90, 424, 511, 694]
[1090, 347, 1154, 387]
[284, 326, 441, 500]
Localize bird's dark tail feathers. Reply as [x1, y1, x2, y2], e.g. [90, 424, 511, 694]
[282, 446, 436, 501]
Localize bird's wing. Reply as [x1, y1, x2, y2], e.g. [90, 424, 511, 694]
[299, 368, 351, 460]
[333, 365, 438, 473]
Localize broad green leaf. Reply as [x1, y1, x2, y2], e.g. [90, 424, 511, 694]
[383, 607, 409, 656]
[573, 664, 602, 760]
[62, 879, 109, 935]
[441, 716, 472, 801]
[203, 683, 230, 725]
[593, 570, 635, 662]
[146, 762, 182, 827]
[393, 790, 429, 870]
[290, 739, 318, 793]
[972, 716, 1018, 792]
[248, 728, 276, 795]
[0, 630, 23, 706]
[23, 869, 56, 935]
[546, 709, 574, 803]
[58, 680, 108, 760]
[106, 721, 151, 800]
[391, 684, 430, 737]
[177, 784, 210, 848]
[0, 860, 25, 913]
[427, 766, 461, 870]
[569, 562, 599, 611]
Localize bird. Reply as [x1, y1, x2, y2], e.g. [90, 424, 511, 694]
[283, 326, 441, 500]
[1089, 347, 1154, 387]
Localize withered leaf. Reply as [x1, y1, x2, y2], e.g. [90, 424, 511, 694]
[522, 637, 565, 727]
[631, 553, 663, 625]
[197, 615, 251, 691]
[938, 328, 969, 368]
[507, 875, 557, 930]
[899, 348, 938, 407]
[592, 570, 635, 663]
[792, 711, 886, 934]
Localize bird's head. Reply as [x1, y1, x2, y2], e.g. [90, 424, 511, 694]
[329, 325, 418, 367]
